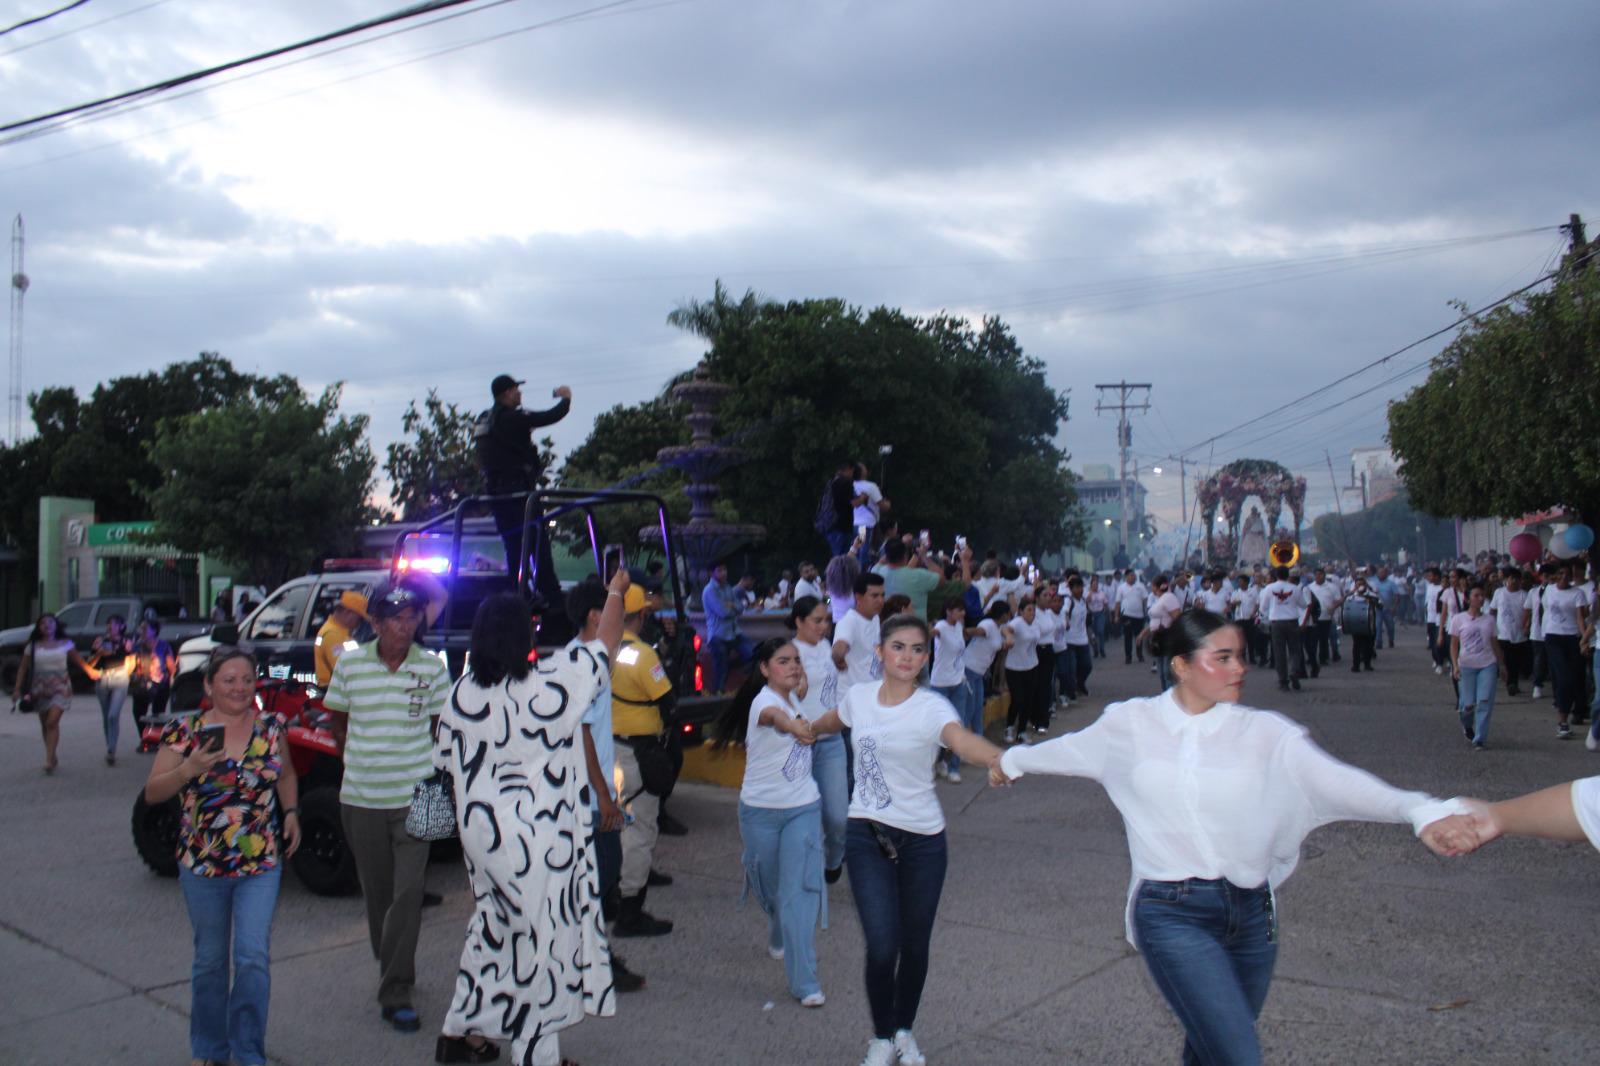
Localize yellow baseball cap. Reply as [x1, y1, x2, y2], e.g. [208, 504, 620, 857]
[623, 585, 649, 613]
[338, 591, 371, 622]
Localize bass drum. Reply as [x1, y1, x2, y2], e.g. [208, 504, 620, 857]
[1341, 597, 1376, 638]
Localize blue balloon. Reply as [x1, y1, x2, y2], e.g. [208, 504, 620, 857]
[1565, 524, 1595, 552]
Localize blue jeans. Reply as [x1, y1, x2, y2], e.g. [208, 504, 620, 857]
[939, 670, 987, 772]
[1589, 649, 1600, 719]
[739, 800, 826, 999]
[810, 736, 849, 871]
[709, 634, 756, 694]
[1156, 655, 1172, 692]
[1457, 663, 1498, 744]
[1090, 611, 1108, 656]
[1133, 878, 1277, 1066]
[1378, 606, 1396, 648]
[845, 820, 947, 1040]
[179, 864, 281, 1066]
[825, 529, 853, 559]
[1059, 644, 1092, 698]
[95, 676, 130, 755]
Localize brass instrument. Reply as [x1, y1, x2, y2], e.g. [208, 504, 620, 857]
[1268, 540, 1300, 568]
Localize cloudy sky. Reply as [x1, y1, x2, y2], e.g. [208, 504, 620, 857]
[3, 0, 1595, 534]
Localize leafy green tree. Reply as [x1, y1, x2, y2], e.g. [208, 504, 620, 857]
[559, 285, 1080, 571]
[145, 385, 374, 585]
[1387, 268, 1600, 558]
[384, 390, 485, 521]
[557, 393, 690, 554]
[0, 354, 299, 562]
[1310, 491, 1455, 563]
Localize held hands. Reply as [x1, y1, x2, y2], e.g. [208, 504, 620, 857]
[1419, 802, 1499, 857]
[987, 755, 1013, 788]
[785, 715, 816, 746]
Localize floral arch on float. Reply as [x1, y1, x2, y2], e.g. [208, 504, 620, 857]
[1195, 459, 1308, 568]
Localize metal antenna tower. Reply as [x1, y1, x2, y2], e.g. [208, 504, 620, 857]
[8, 215, 28, 445]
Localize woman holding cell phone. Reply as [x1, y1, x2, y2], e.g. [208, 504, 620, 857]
[144, 647, 300, 1066]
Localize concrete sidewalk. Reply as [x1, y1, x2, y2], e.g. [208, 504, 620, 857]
[2, 627, 1596, 1064]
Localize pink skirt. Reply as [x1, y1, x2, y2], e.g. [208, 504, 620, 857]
[30, 673, 72, 713]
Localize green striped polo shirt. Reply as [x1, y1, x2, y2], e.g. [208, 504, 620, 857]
[323, 641, 451, 810]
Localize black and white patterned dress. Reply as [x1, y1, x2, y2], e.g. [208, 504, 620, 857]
[435, 640, 614, 1065]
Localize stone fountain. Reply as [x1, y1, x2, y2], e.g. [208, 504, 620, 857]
[641, 363, 765, 599]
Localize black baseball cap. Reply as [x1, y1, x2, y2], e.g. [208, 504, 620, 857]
[491, 374, 524, 398]
[370, 577, 431, 619]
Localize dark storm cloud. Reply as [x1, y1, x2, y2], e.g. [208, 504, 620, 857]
[2, 0, 1596, 520]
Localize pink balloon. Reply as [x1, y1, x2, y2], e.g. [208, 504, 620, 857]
[1508, 532, 1541, 564]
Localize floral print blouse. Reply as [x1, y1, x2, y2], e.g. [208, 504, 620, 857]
[161, 711, 286, 877]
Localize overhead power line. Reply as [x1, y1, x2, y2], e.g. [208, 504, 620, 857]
[0, 0, 175, 58]
[0, 0, 511, 137]
[1176, 261, 1574, 459]
[0, 0, 91, 38]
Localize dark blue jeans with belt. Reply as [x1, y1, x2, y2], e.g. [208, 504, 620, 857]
[845, 820, 947, 1040]
[1132, 877, 1278, 1066]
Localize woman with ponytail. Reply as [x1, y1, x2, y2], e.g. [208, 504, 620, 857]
[712, 638, 829, 1008]
[789, 595, 849, 883]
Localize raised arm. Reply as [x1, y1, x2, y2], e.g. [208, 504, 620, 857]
[995, 716, 1110, 783]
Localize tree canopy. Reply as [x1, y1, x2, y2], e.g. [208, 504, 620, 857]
[560, 284, 1080, 568]
[0, 354, 298, 557]
[145, 384, 374, 586]
[1310, 491, 1455, 564]
[1387, 267, 1600, 535]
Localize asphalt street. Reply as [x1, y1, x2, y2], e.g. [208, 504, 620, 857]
[2, 625, 1597, 1066]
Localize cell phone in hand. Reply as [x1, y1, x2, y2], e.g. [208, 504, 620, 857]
[198, 724, 226, 753]
[602, 543, 626, 585]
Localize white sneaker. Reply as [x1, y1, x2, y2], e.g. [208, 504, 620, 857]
[1433, 664, 1443, 675]
[1020, 731, 1034, 745]
[1003, 726, 1016, 744]
[1532, 685, 1543, 699]
[861, 1038, 897, 1066]
[1035, 725, 1048, 735]
[1587, 729, 1599, 752]
[800, 991, 826, 1008]
[946, 769, 962, 783]
[934, 761, 949, 780]
[768, 945, 785, 960]
[894, 1029, 927, 1066]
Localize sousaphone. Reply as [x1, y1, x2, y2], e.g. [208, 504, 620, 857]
[1268, 540, 1300, 568]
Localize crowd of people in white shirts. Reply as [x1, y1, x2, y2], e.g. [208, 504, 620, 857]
[697, 497, 1600, 1065]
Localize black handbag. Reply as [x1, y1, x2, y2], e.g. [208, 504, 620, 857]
[14, 647, 36, 712]
[405, 769, 458, 842]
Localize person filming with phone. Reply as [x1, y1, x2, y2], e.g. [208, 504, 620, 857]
[476, 373, 572, 610]
[143, 646, 300, 1066]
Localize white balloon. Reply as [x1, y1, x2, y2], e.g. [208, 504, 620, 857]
[1549, 536, 1580, 560]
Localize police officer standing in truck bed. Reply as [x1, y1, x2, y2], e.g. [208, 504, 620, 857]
[476, 374, 572, 611]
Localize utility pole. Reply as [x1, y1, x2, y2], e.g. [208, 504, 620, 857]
[1096, 381, 1151, 562]
[8, 215, 28, 446]
[1561, 213, 1589, 275]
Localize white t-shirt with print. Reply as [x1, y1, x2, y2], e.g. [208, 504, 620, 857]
[961, 618, 1005, 676]
[930, 619, 967, 688]
[795, 637, 840, 717]
[839, 682, 959, 835]
[741, 686, 822, 810]
[835, 609, 883, 687]
[1261, 581, 1304, 623]
[1488, 587, 1528, 644]
[1542, 586, 1587, 637]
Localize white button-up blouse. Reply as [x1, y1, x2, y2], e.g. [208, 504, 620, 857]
[1000, 690, 1462, 942]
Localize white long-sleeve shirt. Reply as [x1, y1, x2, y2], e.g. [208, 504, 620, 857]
[999, 691, 1461, 943]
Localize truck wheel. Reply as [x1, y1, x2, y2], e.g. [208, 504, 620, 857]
[132, 792, 180, 878]
[291, 786, 359, 896]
